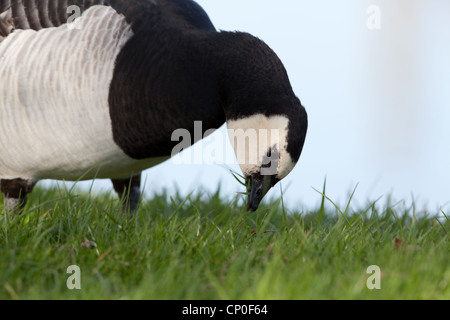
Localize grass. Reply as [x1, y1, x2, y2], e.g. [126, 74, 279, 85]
[0, 184, 449, 300]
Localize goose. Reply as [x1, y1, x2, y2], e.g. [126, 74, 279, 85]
[0, 0, 308, 214]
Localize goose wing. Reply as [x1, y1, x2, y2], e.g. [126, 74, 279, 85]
[0, 0, 107, 37]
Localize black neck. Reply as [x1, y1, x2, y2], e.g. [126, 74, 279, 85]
[202, 31, 298, 120]
[108, 28, 226, 159]
[108, 9, 298, 159]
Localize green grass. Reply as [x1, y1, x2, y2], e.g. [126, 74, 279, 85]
[0, 185, 449, 300]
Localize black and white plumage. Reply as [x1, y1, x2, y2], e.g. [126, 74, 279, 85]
[0, 0, 308, 213]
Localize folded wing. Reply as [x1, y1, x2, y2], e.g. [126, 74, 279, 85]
[0, 0, 107, 37]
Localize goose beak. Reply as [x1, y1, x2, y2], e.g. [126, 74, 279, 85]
[247, 176, 272, 212]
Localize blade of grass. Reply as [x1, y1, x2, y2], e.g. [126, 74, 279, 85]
[435, 210, 448, 234]
[318, 176, 327, 226]
[280, 183, 287, 228]
[312, 186, 352, 227]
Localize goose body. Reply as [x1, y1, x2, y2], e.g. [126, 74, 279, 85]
[0, 5, 148, 180]
[0, 0, 308, 213]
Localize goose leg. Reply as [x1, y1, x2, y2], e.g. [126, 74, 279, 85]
[111, 173, 141, 215]
[1, 179, 36, 215]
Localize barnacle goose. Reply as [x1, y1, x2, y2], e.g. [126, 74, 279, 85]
[0, 0, 308, 214]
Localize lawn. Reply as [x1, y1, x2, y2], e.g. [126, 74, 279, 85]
[0, 184, 448, 300]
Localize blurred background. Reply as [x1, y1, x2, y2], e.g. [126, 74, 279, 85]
[48, 0, 450, 213]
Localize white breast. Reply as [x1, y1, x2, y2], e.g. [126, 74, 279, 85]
[0, 6, 161, 181]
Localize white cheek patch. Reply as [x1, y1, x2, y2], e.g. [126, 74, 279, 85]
[226, 114, 296, 179]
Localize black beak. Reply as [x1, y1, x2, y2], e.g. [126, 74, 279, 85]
[247, 176, 272, 211]
[247, 178, 263, 212]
